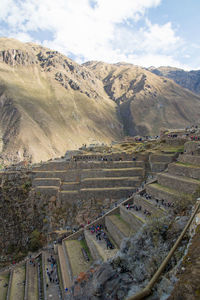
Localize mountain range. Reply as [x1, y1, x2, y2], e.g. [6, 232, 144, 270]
[0, 38, 200, 163]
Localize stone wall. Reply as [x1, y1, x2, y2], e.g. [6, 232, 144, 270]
[32, 171, 67, 180]
[157, 173, 200, 194]
[105, 216, 125, 248]
[33, 161, 70, 171]
[35, 186, 59, 196]
[84, 230, 102, 261]
[61, 182, 80, 191]
[149, 153, 176, 163]
[168, 163, 200, 180]
[80, 188, 135, 201]
[133, 194, 165, 216]
[178, 154, 200, 166]
[146, 184, 179, 203]
[162, 138, 186, 146]
[150, 162, 168, 173]
[74, 161, 144, 169]
[119, 206, 144, 231]
[33, 178, 61, 187]
[80, 177, 140, 189]
[184, 141, 200, 155]
[80, 168, 144, 179]
[73, 152, 147, 162]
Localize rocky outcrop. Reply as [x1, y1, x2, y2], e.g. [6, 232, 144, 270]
[0, 49, 36, 66]
[1, 38, 200, 163]
[85, 61, 200, 136]
[68, 215, 189, 300]
[149, 66, 200, 95]
[0, 94, 21, 152]
[0, 171, 43, 262]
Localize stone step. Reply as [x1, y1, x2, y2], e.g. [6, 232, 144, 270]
[33, 178, 61, 187]
[84, 229, 118, 262]
[150, 162, 168, 173]
[81, 177, 141, 188]
[32, 170, 67, 180]
[76, 160, 145, 169]
[178, 154, 200, 166]
[105, 215, 134, 247]
[9, 264, 26, 300]
[119, 205, 145, 230]
[35, 186, 59, 196]
[57, 244, 71, 291]
[0, 272, 9, 300]
[146, 183, 190, 203]
[25, 260, 38, 300]
[80, 187, 135, 201]
[133, 194, 166, 216]
[33, 160, 70, 171]
[168, 162, 200, 180]
[59, 190, 79, 204]
[64, 239, 92, 278]
[157, 172, 200, 194]
[61, 182, 80, 191]
[81, 167, 144, 179]
[60, 187, 135, 203]
[149, 153, 176, 163]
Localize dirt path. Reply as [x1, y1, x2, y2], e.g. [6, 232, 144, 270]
[26, 262, 38, 300]
[10, 265, 25, 300]
[0, 272, 9, 300]
[43, 250, 62, 299]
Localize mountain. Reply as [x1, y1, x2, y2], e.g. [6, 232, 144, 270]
[84, 61, 200, 136]
[0, 38, 123, 163]
[149, 66, 200, 95]
[0, 38, 200, 163]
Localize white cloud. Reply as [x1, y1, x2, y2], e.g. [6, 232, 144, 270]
[0, 0, 189, 69]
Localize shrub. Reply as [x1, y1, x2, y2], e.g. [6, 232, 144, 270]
[29, 229, 42, 251]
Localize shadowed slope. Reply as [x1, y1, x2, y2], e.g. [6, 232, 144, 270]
[0, 38, 123, 163]
[84, 61, 200, 136]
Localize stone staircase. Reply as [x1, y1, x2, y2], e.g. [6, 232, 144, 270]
[149, 152, 178, 173]
[57, 185, 165, 292]
[55, 146, 200, 294]
[146, 153, 200, 204]
[2, 145, 196, 297]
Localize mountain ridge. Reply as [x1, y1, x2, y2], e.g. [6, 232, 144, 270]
[0, 38, 200, 164]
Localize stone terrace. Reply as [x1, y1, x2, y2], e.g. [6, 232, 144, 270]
[1, 144, 191, 297]
[57, 179, 169, 294]
[146, 144, 200, 206]
[31, 156, 147, 207]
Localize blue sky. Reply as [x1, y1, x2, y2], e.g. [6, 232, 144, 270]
[0, 0, 199, 70]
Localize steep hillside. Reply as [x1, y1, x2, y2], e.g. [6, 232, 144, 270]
[149, 66, 200, 95]
[1, 38, 200, 164]
[84, 61, 200, 136]
[0, 38, 123, 163]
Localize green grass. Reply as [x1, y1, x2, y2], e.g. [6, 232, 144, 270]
[176, 161, 200, 168]
[152, 183, 193, 200]
[161, 145, 184, 153]
[80, 239, 93, 261]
